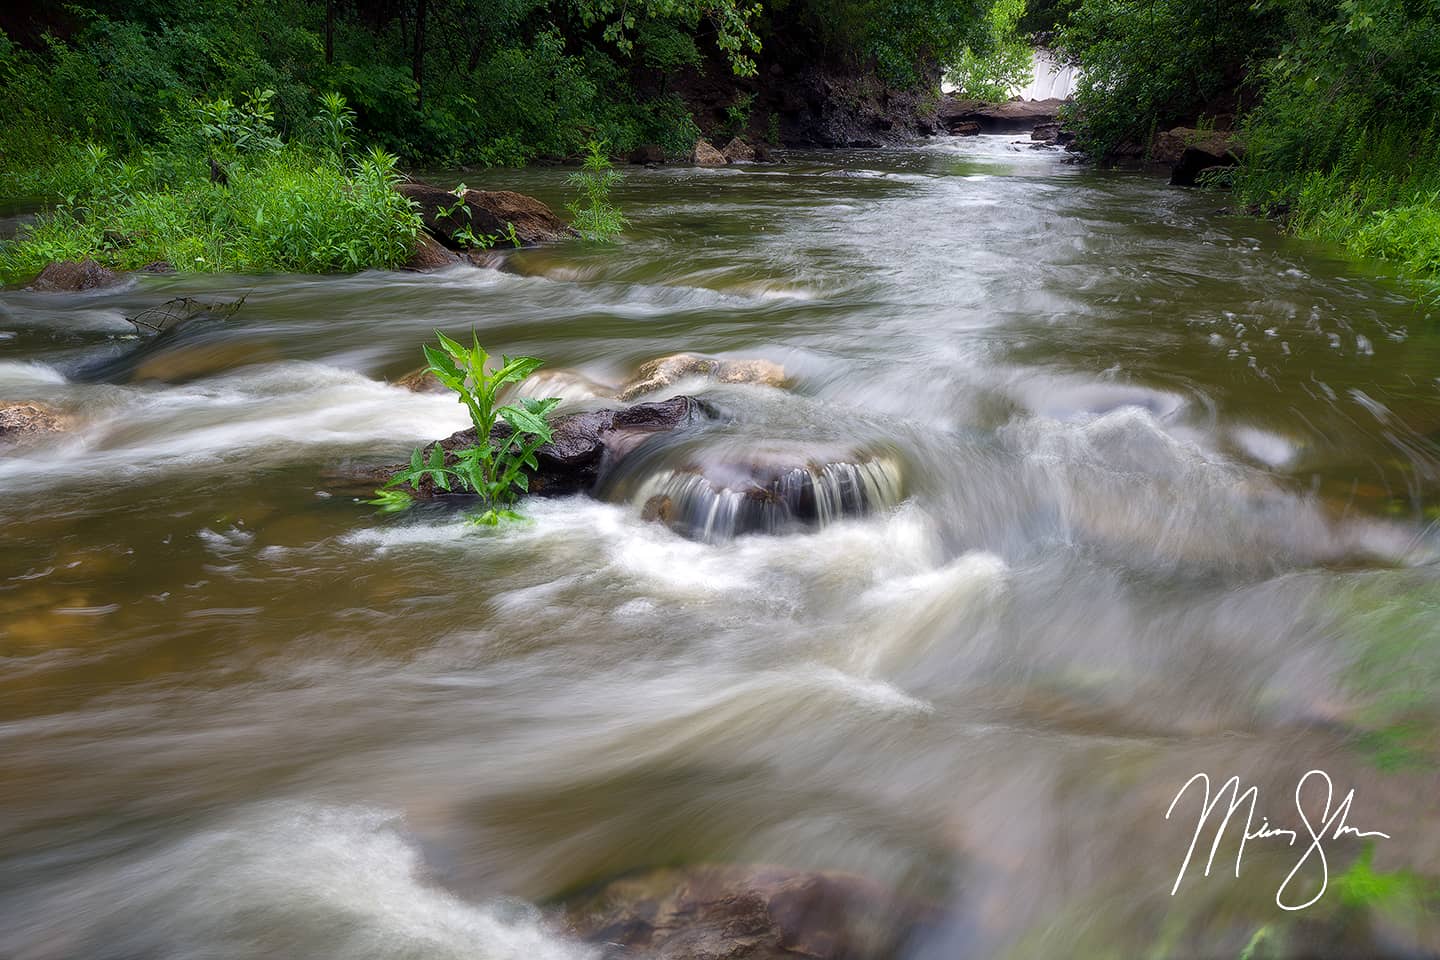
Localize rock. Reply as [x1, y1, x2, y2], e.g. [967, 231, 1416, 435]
[1031, 122, 1061, 142]
[938, 97, 1064, 134]
[949, 120, 980, 137]
[137, 261, 174, 274]
[392, 367, 448, 394]
[618, 353, 786, 401]
[561, 864, 939, 960]
[722, 137, 756, 163]
[691, 139, 727, 167]
[403, 231, 463, 271]
[753, 143, 774, 163]
[1151, 128, 1244, 186]
[0, 402, 71, 441]
[25, 260, 123, 293]
[382, 396, 707, 498]
[630, 451, 904, 542]
[629, 144, 665, 165]
[394, 182, 570, 248]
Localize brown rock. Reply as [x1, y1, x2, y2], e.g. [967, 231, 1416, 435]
[392, 367, 447, 394]
[950, 121, 981, 137]
[403, 231, 462, 272]
[381, 396, 708, 499]
[722, 137, 757, 163]
[629, 144, 665, 165]
[691, 139, 727, 167]
[394, 183, 570, 249]
[562, 865, 940, 960]
[0, 402, 71, 441]
[618, 353, 786, 401]
[1031, 122, 1061, 142]
[1152, 128, 1244, 186]
[938, 97, 1063, 134]
[25, 260, 123, 293]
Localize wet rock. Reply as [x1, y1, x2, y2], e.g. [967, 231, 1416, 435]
[25, 260, 123, 292]
[137, 260, 175, 274]
[379, 396, 707, 498]
[1031, 122, 1061, 142]
[561, 864, 937, 960]
[395, 182, 570, 248]
[618, 353, 786, 401]
[127, 341, 282, 384]
[722, 137, 757, 163]
[691, 139, 728, 167]
[391, 366, 448, 394]
[1151, 127, 1244, 186]
[629, 144, 665, 165]
[939, 98, 1064, 134]
[0, 401, 71, 441]
[403, 231, 463, 272]
[627, 451, 904, 542]
[949, 121, 980, 137]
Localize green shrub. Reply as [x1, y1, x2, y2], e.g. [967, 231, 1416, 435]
[372, 333, 561, 526]
[566, 141, 627, 243]
[947, 0, 1033, 101]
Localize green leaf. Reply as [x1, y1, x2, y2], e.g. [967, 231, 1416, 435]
[493, 354, 545, 386]
[498, 403, 553, 440]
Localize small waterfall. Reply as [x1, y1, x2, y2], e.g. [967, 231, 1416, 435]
[632, 456, 905, 543]
[1011, 49, 1078, 101]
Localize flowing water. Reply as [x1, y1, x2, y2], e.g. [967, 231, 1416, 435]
[4, 137, 1440, 959]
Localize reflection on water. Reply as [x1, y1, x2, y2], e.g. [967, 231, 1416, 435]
[3, 137, 1440, 958]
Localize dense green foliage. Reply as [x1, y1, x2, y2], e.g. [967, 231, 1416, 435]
[1055, 0, 1440, 288]
[0, 91, 420, 283]
[373, 334, 561, 525]
[947, 0, 1032, 100]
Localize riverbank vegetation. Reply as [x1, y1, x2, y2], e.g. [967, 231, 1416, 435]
[1051, 0, 1440, 288]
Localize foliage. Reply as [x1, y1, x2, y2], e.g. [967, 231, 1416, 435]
[566, 141, 628, 242]
[0, 95, 421, 282]
[946, 0, 1033, 101]
[373, 333, 561, 525]
[314, 92, 358, 162]
[1056, 0, 1277, 158]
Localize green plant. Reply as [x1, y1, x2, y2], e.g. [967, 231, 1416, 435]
[722, 92, 755, 139]
[946, 0, 1033, 102]
[314, 91, 357, 161]
[373, 333, 561, 525]
[566, 140, 627, 243]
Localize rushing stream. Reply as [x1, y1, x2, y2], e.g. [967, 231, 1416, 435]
[4, 136, 1440, 958]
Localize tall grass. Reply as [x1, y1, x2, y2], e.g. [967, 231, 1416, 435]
[0, 94, 421, 283]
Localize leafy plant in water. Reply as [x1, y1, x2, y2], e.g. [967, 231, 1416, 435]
[373, 333, 560, 525]
[566, 140, 627, 242]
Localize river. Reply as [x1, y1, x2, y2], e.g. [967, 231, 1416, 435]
[3, 136, 1440, 959]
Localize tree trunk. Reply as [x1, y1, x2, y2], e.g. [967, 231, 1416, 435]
[412, 0, 428, 110]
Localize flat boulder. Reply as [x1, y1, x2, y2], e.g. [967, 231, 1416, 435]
[618, 353, 786, 401]
[722, 137, 757, 163]
[561, 864, 939, 960]
[395, 182, 571, 248]
[691, 139, 727, 167]
[0, 402, 71, 441]
[25, 260, 123, 293]
[403, 231, 463, 271]
[938, 97, 1064, 134]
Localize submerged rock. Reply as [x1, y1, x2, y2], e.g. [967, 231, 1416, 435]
[722, 137, 757, 163]
[691, 139, 728, 167]
[561, 864, 937, 960]
[0, 401, 71, 441]
[618, 353, 786, 401]
[395, 182, 570, 248]
[25, 260, 124, 293]
[629, 144, 666, 165]
[628, 452, 904, 542]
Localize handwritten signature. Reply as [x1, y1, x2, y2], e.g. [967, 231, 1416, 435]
[1166, 769, 1391, 910]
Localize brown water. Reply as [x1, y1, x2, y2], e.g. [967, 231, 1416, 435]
[3, 138, 1440, 959]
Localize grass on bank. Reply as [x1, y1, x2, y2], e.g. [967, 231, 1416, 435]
[0, 91, 422, 284]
